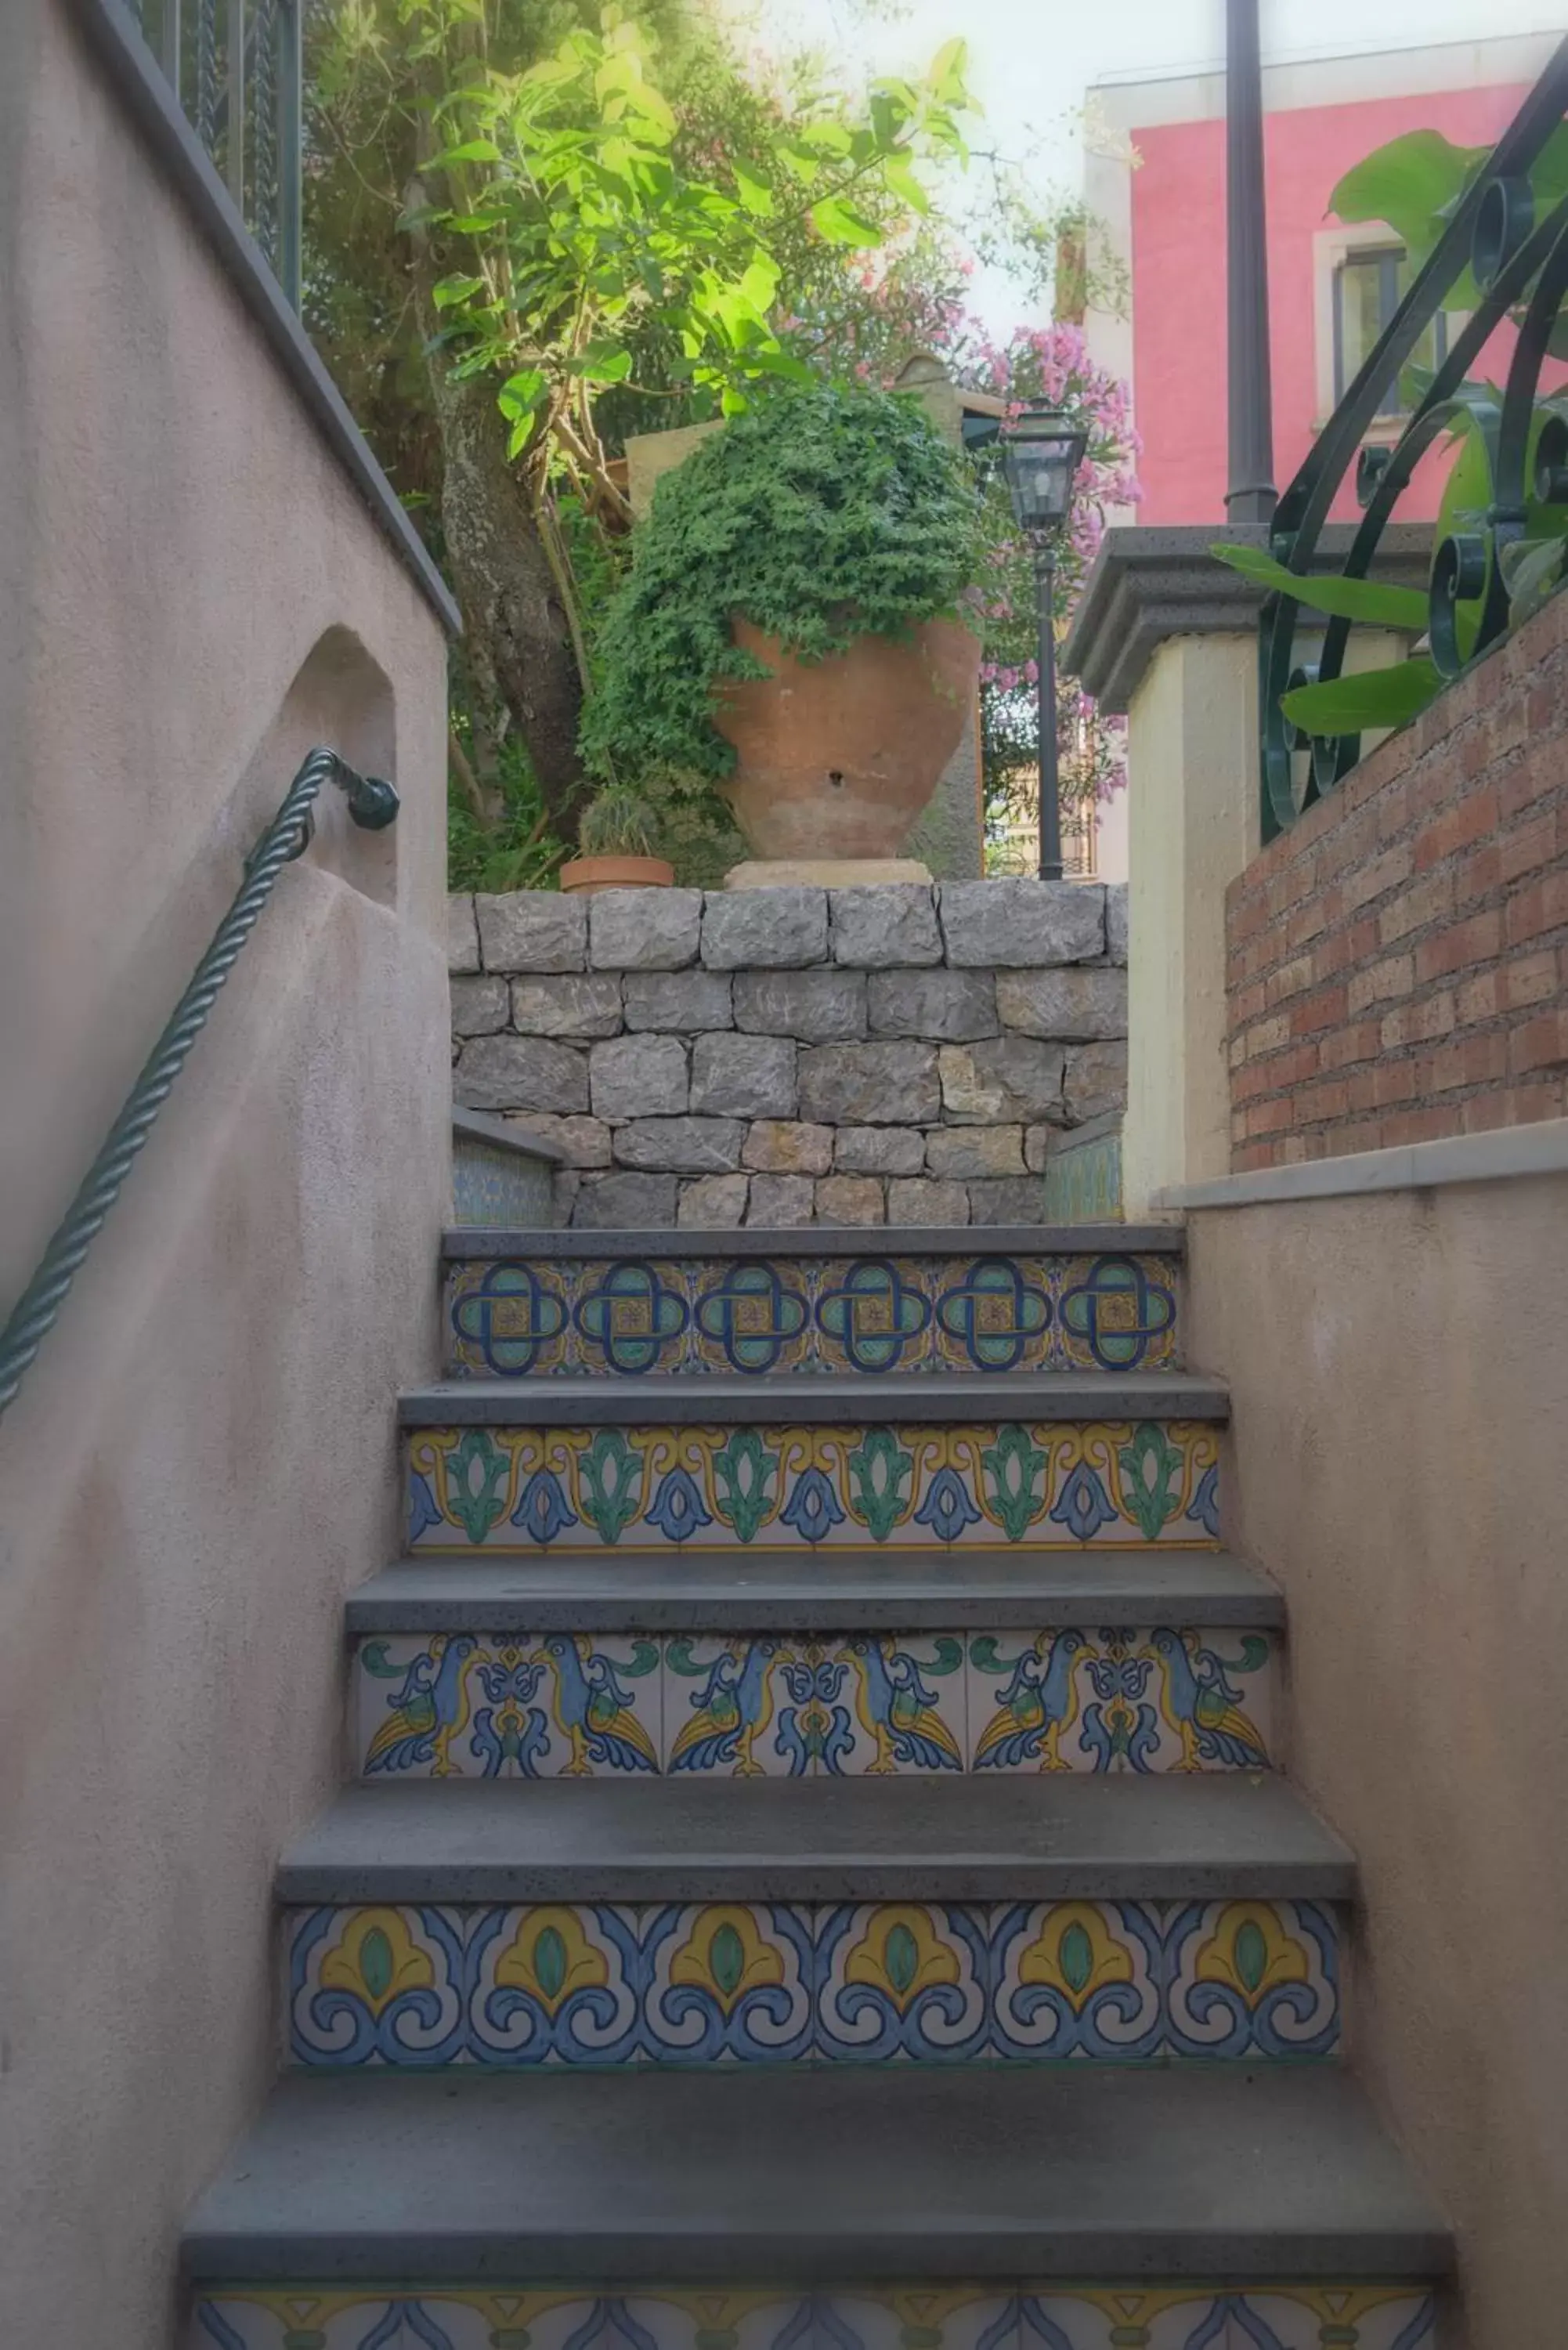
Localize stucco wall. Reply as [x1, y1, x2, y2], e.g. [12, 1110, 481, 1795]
[1186, 1179, 1568, 2350]
[0, 4, 450, 2344]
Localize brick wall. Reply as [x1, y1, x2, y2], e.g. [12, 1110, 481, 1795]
[449, 879, 1127, 1227]
[1226, 586, 1568, 1170]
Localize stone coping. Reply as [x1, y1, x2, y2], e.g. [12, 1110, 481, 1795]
[70, 0, 459, 634]
[1160, 1115, 1568, 1211]
[440, 1220, 1180, 1259]
[1063, 523, 1433, 712]
[397, 1369, 1230, 1426]
[452, 1108, 569, 1166]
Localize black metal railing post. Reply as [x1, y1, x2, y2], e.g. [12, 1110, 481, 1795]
[1225, 0, 1277, 530]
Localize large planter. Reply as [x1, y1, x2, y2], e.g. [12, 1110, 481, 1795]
[714, 616, 981, 861]
[558, 854, 674, 895]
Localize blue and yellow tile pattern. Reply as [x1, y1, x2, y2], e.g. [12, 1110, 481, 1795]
[353, 1627, 1274, 1778]
[406, 1423, 1222, 1552]
[444, 1251, 1180, 1379]
[192, 2286, 1435, 2350]
[287, 1898, 1340, 2068]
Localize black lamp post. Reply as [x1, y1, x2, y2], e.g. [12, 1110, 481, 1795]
[999, 403, 1087, 880]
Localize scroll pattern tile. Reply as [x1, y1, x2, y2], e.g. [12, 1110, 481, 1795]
[352, 1629, 1274, 1779]
[192, 2287, 1436, 2350]
[405, 1423, 1223, 1552]
[444, 1251, 1180, 1379]
[286, 1900, 1341, 2067]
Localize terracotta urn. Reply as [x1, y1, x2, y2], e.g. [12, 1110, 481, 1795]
[714, 616, 981, 861]
[558, 854, 674, 895]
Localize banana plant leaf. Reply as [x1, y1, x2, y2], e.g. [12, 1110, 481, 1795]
[1212, 543, 1429, 628]
[1279, 657, 1443, 735]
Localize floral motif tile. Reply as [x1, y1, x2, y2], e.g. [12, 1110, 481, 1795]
[444, 1251, 1181, 1381]
[191, 2287, 1434, 2350]
[966, 1628, 1274, 1775]
[404, 1423, 1223, 1553]
[286, 1901, 1339, 2068]
[814, 1635, 968, 1776]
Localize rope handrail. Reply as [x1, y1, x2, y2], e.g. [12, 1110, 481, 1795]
[0, 746, 399, 1422]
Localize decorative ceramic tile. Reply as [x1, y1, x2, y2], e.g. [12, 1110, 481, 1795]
[351, 1628, 1273, 1781]
[444, 1251, 1180, 1379]
[357, 1632, 662, 1781]
[815, 1904, 992, 2062]
[452, 1138, 556, 1231]
[191, 2289, 1434, 2350]
[286, 1901, 1339, 2067]
[405, 1423, 1223, 1552]
[815, 1635, 968, 1775]
[663, 1636, 807, 1777]
[966, 1628, 1274, 1775]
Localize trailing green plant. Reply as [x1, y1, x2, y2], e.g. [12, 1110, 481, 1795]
[575, 783, 662, 858]
[579, 381, 987, 786]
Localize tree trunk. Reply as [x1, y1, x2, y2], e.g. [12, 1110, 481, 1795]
[408, 201, 587, 839]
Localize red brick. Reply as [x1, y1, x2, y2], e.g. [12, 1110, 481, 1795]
[1347, 953, 1414, 1014]
[1380, 992, 1457, 1050]
[1232, 1141, 1276, 1173]
[1505, 870, 1568, 948]
[1412, 784, 1498, 872]
[1498, 811, 1558, 887]
[1285, 895, 1331, 951]
[1494, 1078, 1566, 1126]
[1508, 1010, 1568, 1078]
[1317, 1019, 1383, 1072]
[1380, 1104, 1462, 1147]
[1374, 782, 1411, 844]
[1292, 1075, 1351, 1124]
[1339, 842, 1413, 916]
[1379, 869, 1457, 947]
[1451, 842, 1501, 909]
[1421, 1032, 1510, 1095]
[1372, 1060, 1420, 1108]
[1263, 953, 1316, 1008]
[1230, 978, 1268, 1027]
[1414, 909, 1505, 985]
[1498, 737, 1564, 821]
[1288, 985, 1349, 1038]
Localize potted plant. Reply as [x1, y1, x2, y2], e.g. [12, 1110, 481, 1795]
[580, 384, 985, 861]
[558, 784, 674, 894]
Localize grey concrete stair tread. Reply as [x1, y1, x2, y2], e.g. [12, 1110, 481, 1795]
[182, 2066, 1449, 2283]
[399, 1372, 1229, 1428]
[443, 1224, 1182, 1260]
[348, 1550, 1283, 1632]
[277, 1776, 1352, 1904]
[453, 1108, 569, 1165]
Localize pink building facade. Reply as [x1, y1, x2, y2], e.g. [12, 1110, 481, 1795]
[1083, 35, 1558, 527]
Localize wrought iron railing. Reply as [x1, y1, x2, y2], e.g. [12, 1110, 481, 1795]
[1255, 37, 1568, 841]
[0, 750, 398, 1424]
[126, 0, 303, 305]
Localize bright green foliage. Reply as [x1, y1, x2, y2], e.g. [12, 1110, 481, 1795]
[576, 782, 661, 856]
[1278, 658, 1442, 735]
[409, 4, 975, 472]
[578, 381, 986, 786]
[1209, 544, 1430, 629]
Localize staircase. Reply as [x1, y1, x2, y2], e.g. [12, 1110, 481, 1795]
[184, 1223, 1449, 2350]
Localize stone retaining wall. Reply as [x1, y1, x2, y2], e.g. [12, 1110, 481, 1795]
[449, 881, 1127, 1227]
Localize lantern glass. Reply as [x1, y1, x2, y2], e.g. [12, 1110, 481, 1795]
[999, 407, 1088, 533]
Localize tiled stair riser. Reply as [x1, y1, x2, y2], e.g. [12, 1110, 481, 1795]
[287, 1899, 1340, 2066]
[445, 1252, 1181, 1380]
[190, 2285, 1436, 2350]
[355, 1629, 1274, 1779]
[406, 1423, 1222, 1551]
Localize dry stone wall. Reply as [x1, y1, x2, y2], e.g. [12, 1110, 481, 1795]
[449, 881, 1127, 1227]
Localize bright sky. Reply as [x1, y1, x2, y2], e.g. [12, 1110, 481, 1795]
[721, 0, 1563, 328]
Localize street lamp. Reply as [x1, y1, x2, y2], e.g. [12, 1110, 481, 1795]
[999, 403, 1087, 880]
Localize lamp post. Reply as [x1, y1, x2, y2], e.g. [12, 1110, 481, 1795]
[999, 403, 1087, 880]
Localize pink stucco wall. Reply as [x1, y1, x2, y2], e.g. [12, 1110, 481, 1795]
[1131, 83, 1530, 525]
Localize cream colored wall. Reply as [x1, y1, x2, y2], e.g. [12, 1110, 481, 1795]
[1187, 1180, 1568, 2350]
[0, 4, 450, 2343]
[1122, 633, 1259, 1217]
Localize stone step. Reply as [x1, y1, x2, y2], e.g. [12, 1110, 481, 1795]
[280, 1777, 1352, 1904]
[348, 1549, 1284, 1632]
[401, 1381, 1227, 1555]
[443, 1226, 1183, 1381]
[351, 1621, 1278, 1781]
[181, 2069, 1451, 2295]
[282, 1783, 1348, 2070]
[190, 2280, 1440, 2350]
